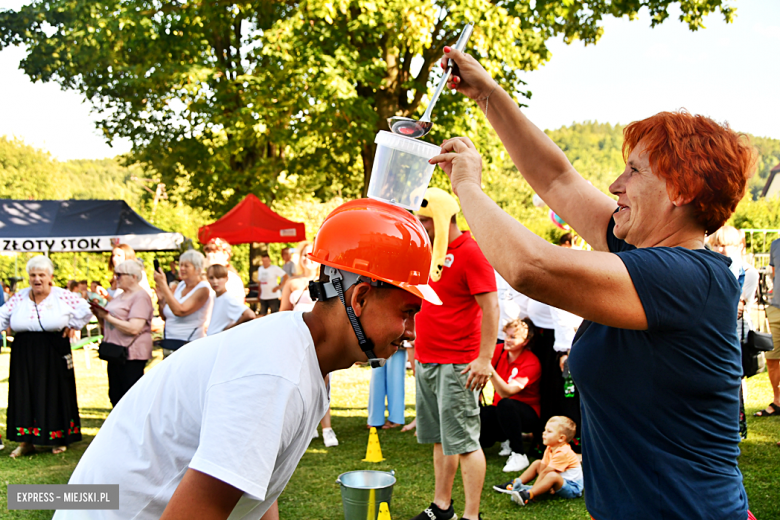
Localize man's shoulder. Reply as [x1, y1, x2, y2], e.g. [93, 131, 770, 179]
[451, 233, 489, 262]
[209, 314, 315, 383]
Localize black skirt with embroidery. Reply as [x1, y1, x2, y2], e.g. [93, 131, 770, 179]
[6, 331, 82, 446]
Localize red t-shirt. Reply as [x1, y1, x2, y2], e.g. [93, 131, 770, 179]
[414, 231, 497, 364]
[491, 345, 541, 417]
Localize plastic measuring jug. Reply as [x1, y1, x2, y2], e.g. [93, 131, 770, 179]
[367, 131, 441, 211]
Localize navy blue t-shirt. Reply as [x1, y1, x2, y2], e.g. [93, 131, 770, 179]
[568, 221, 747, 520]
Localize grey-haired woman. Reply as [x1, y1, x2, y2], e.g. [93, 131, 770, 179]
[90, 260, 154, 407]
[1, 256, 92, 457]
[153, 250, 214, 358]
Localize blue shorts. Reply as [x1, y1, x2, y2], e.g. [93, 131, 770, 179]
[555, 478, 583, 499]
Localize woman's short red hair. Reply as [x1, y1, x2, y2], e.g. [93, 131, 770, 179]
[622, 110, 756, 233]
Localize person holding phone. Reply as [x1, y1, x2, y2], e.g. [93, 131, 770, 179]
[153, 250, 214, 358]
[91, 259, 154, 407]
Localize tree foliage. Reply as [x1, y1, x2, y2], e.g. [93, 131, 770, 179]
[747, 135, 780, 198]
[0, 0, 737, 215]
[0, 136, 346, 286]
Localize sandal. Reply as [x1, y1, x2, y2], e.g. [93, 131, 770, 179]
[10, 445, 36, 458]
[753, 403, 780, 417]
[381, 422, 402, 430]
[52, 446, 67, 455]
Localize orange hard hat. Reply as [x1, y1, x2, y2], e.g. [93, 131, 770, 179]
[310, 199, 441, 305]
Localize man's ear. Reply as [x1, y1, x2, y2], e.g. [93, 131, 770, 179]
[349, 283, 372, 318]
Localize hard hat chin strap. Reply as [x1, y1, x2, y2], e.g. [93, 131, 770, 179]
[309, 267, 386, 368]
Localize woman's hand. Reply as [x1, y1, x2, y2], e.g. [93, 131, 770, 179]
[152, 267, 167, 289]
[429, 136, 483, 196]
[441, 47, 496, 101]
[559, 354, 568, 373]
[90, 302, 108, 320]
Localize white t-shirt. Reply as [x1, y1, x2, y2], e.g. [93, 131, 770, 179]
[524, 297, 582, 352]
[57, 312, 329, 520]
[257, 265, 286, 300]
[226, 270, 246, 303]
[495, 271, 522, 341]
[208, 292, 249, 336]
[162, 280, 214, 341]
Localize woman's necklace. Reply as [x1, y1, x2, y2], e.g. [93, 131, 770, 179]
[29, 289, 49, 331]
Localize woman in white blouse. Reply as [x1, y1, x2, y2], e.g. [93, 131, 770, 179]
[1, 256, 92, 458]
[153, 249, 214, 358]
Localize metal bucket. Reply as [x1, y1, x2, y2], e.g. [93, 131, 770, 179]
[336, 470, 395, 520]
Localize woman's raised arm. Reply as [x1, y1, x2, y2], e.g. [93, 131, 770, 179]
[430, 137, 647, 330]
[443, 47, 618, 251]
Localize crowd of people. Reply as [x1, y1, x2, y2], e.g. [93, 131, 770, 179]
[0, 240, 309, 458]
[0, 48, 775, 520]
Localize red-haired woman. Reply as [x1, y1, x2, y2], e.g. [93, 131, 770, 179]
[107, 243, 152, 299]
[430, 48, 757, 520]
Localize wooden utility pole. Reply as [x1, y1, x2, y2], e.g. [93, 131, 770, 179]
[131, 176, 167, 221]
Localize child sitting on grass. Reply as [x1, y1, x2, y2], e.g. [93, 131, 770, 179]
[494, 416, 583, 506]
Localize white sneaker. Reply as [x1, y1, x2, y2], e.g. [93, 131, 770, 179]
[322, 427, 339, 447]
[312, 428, 319, 439]
[503, 452, 530, 473]
[498, 440, 512, 456]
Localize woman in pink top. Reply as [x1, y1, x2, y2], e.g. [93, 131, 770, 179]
[91, 260, 154, 407]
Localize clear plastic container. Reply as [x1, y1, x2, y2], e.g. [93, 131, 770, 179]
[367, 131, 441, 211]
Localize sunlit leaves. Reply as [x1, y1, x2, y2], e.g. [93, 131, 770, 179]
[0, 0, 737, 215]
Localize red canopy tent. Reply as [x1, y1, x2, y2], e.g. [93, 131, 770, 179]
[198, 194, 306, 244]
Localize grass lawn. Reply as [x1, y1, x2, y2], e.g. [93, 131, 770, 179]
[1, 344, 779, 519]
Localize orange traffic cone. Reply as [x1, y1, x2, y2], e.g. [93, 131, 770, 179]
[363, 427, 385, 462]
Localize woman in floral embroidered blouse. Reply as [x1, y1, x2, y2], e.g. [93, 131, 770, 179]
[0, 256, 92, 457]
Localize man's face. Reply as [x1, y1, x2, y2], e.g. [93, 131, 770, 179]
[360, 287, 421, 360]
[281, 249, 290, 262]
[417, 215, 435, 242]
[261, 256, 271, 268]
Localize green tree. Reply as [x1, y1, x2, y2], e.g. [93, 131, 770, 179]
[0, 137, 217, 287]
[0, 136, 69, 199]
[544, 121, 626, 194]
[0, 0, 736, 214]
[746, 135, 780, 198]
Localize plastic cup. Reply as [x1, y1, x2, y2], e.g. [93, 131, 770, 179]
[367, 131, 441, 211]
